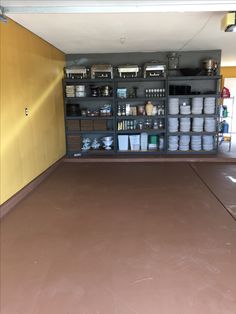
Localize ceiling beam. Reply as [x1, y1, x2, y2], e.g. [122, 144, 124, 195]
[2, 1, 236, 14]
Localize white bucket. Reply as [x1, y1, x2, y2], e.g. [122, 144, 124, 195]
[129, 135, 140, 151]
[118, 135, 129, 151]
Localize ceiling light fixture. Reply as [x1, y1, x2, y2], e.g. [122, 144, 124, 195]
[221, 11, 236, 32]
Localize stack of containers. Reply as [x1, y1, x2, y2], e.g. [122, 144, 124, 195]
[203, 135, 214, 151]
[192, 117, 204, 132]
[168, 117, 179, 132]
[66, 85, 75, 97]
[168, 98, 179, 115]
[192, 97, 203, 114]
[180, 102, 191, 115]
[75, 85, 86, 97]
[204, 97, 215, 114]
[204, 117, 216, 132]
[191, 135, 202, 151]
[180, 117, 191, 132]
[179, 135, 190, 151]
[168, 136, 179, 151]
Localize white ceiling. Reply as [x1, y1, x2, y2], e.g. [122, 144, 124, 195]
[2, 1, 236, 65]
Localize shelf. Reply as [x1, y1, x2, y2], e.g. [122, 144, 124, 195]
[168, 75, 221, 81]
[167, 150, 217, 154]
[167, 114, 218, 118]
[64, 78, 114, 84]
[168, 94, 220, 98]
[66, 150, 115, 157]
[168, 132, 216, 135]
[64, 76, 220, 83]
[115, 77, 166, 82]
[116, 97, 166, 101]
[66, 130, 114, 134]
[65, 97, 114, 101]
[81, 150, 115, 155]
[116, 150, 165, 154]
[117, 116, 165, 120]
[66, 116, 114, 120]
[63, 64, 221, 157]
[117, 130, 165, 134]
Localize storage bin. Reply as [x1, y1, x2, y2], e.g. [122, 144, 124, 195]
[93, 120, 107, 131]
[80, 120, 93, 131]
[129, 135, 140, 151]
[67, 135, 82, 151]
[141, 132, 148, 151]
[118, 135, 129, 151]
[66, 120, 81, 131]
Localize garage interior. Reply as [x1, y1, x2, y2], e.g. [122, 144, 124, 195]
[1, 1, 236, 314]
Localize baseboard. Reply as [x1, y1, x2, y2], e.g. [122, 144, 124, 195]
[63, 156, 236, 163]
[0, 158, 63, 219]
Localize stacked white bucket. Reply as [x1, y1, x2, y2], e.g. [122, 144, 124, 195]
[192, 117, 204, 132]
[192, 97, 203, 114]
[191, 97, 204, 151]
[168, 118, 179, 132]
[204, 97, 215, 114]
[168, 136, 179, 151]
[203, 97, 215, 150]
[168, 98, 179, 151]
[179, 135, 190, 151]
[168, 97, 215, 151]
[168, 98, 179, 115]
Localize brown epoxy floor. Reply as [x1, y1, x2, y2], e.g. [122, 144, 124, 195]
[192, 163, 236, 219]
[1, 162, 236, 314]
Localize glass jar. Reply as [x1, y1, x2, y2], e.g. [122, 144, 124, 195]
[137, 120, 144, 130]
[146, 101, 154, 116]
[158, 119, 164, 129]
[145, 119, 152, 129]
[138, 105, 145, 116]
[167, 52, 180, 70]
[153, 120, 158, 130]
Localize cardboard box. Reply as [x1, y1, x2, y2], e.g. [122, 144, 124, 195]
[66, 120, 80, 131]
[67, 135, 81, 151]
[93, 120, 107, 131]
[80, 120, 93, 131]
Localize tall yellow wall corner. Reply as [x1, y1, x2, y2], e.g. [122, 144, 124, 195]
[0, 19, 66, 205]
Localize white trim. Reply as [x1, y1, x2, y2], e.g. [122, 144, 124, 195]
[3, 0, 236, 13]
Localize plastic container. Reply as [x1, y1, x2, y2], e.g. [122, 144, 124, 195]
[222, 121, 229, 133]
[129, 135, 140, 151]
[118, 135, 129, 151]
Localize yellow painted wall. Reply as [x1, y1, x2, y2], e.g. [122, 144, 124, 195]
[0, 19, 66, 205]
[221, 66, 236, 87]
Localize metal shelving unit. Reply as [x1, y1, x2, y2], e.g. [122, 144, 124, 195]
[219, 96, 235, 152]
[114, 76, 167, 154]
[63, 78, 116, 156]
[117, 130, 165, 134]
[168, 75, 221, 81]
[63, 75, 221, 157]
[166, 75, 221, 154]
[65, 97, 114, 101]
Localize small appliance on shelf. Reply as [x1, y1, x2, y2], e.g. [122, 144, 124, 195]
[64, 66, 89, 79]
[91, 64, 113, 79]
[117, 64, 140, 78]
[143, 61, 166, 78]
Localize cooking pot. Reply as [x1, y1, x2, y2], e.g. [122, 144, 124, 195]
[202, 59, 218, 76]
